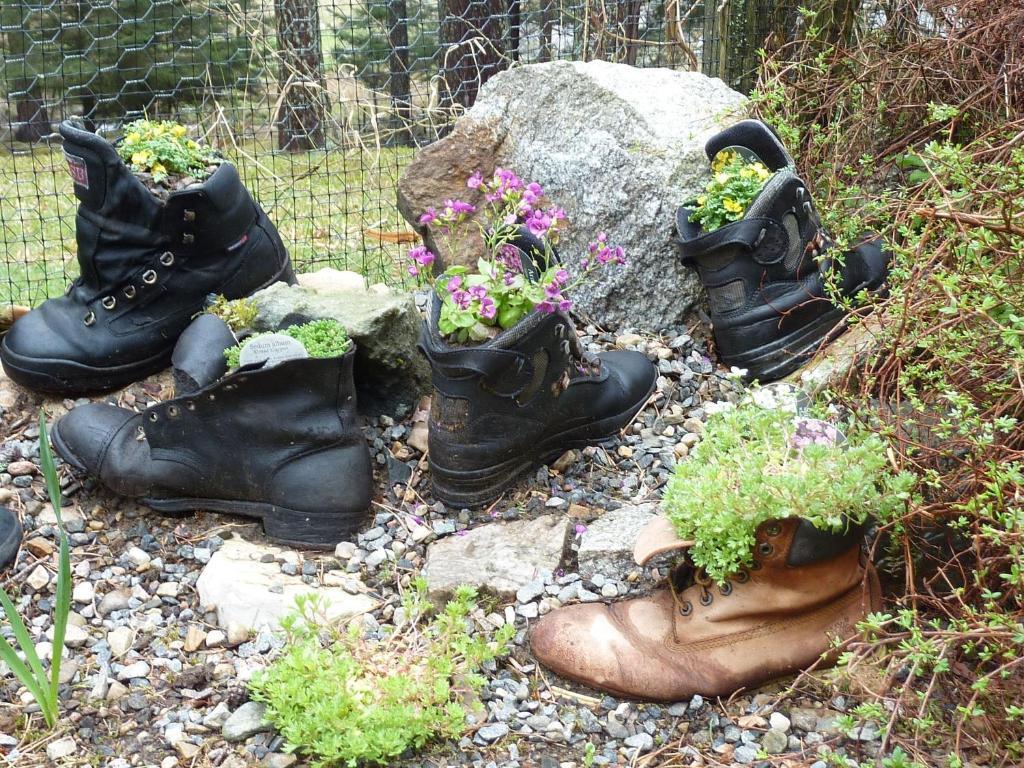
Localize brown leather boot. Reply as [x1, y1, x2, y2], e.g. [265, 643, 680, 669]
[530, 516, 881, 701]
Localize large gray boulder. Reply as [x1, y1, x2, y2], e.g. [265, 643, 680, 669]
[397, 60, 746, 331]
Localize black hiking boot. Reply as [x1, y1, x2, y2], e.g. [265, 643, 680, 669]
[0, 120, 295, 395]
[0, 507, 22, 571]
[51, 336, 374, 548]
[420, 270, 657, 509]
[675, 119, 890, 382]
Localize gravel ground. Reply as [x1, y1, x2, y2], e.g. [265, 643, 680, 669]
[0, 319, 887, 768]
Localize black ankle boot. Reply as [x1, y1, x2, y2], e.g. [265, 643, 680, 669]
[675, 119, 890, 382]
[0, 121, 295, 395]
[420, 294, 657, 508]
[51, 344, 374, 548]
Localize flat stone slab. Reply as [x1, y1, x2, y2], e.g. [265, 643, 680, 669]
[422, 515, 571, 600]
[196, 535, 375, 631]
[577, 502, 660, 579]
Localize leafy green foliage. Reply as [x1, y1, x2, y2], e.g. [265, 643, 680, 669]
[204, 295, 258, 333]
[118, 120, 220, 183]
[0, 412, 72, 728]
[688, 149, 774, 232]
[249, 582, 514, 767]
[663, 399, 913, 583]
[225, 320, 351, 369]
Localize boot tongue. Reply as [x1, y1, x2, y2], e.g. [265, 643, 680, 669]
[59, 120, 160, 219]
[704, 119, 795, 171]
[633, 515, 694, 566]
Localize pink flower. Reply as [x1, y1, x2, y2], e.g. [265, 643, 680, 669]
[468, 284, 489, 300]
[479, 297, 497, 319]
[574, 524, 587, 535]
[467, 171, 484, 189]
[408, 245, 435, 266]
[452, 289, 472, 310]
[408, 264, 419, 277]
[444, 198, 475, 216]
[446, 276, 463, 292]
[419, 207, 437, 225]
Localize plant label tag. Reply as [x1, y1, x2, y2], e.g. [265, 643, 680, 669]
[65, 153, 89, 189]
[238, 333, 308, 368]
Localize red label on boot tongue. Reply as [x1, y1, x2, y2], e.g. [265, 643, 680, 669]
[64, 153, 90, 189]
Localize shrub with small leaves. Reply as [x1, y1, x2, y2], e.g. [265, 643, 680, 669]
[689, 149, 774, 232]
[662, 398, 914, 583]
[203, 295, 258, 333]
[118, 119, 220, 184]
[249, 582, 515, 767]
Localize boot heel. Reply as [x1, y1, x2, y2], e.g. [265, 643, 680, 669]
[261, 505, 363, 550]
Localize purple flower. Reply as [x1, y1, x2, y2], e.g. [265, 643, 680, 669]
[444, 198, 476, 216]
[536, 300, 556, 313]
[574, 523, 587, 535]
[468, 284, 489, 300]
[419, 207, 437, 225]
[544, 282, 562, 299]
[526, 210, 553, 237]
[408, 245, 435, 267]
[554, 268, 569, 285]
[479, 297, 497, 319]
[467, 171, 484, 189]
[446, 275, 463, 292]
[452, 289, 472, 310]
[408, 264, 419, 277]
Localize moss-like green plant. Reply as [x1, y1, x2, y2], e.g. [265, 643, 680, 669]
[204, 294, 258, 333]
[118, 119, 220, 183]
[249, 582, 515, 767]
[689, 149, 774, 232]
[662, 400, 914, 583]
[224, 319, 351, 369]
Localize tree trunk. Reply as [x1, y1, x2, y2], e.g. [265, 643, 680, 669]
[439, 0, 507, 110]
[14, 94, 50, 144]
[274, 0, 328, 151]
[387, 0, 414, 146]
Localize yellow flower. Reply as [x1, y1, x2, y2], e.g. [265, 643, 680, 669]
[131, 150, 152, 167]
[723, 198, 744, 214]
[126, 132, 141, 144]
[151, 162, 167, 177]
[171, 124, 186, 137]
[711, 149, 737, 174]
[696, 195, 707, 206]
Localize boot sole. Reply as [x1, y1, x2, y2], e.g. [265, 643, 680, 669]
[430, 378, 657, 509]
[725, 280, 888, 383]
[0, 260, 297, 395]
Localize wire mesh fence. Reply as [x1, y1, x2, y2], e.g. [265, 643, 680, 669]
[1, 0, 790, 307]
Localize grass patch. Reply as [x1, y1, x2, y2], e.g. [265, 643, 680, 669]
[0, 141, 415, 306]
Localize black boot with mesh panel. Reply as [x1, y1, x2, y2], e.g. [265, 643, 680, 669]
[675, 120, 890, 382]
[420, 234, 657, 509]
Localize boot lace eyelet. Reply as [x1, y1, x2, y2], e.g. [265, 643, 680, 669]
[142, 269, 158, 285]
[182, 233, 195, 245]
[186, 401, 196, 411]
[208, 394, 216, 401]
[765, 522, 782, 537]
[148, 412, 159, 422]
[758, 542, 774, 556]
[83, 311, 96, 326]
[750, 560, 762, 571]
[124, 285, 136, 299]
[183, 210, 196, 222]
[160, 251, 175, 266]
[699, 590, 713, 607]
[802, 201, 813, 216]
[678, 600, 692, 616]
[735, 570, 750, 583]
[167, 405, 179, 417]
[101, 296, 116, 310]
[719, 582, 733, 596]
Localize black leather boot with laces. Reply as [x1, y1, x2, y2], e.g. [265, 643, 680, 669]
[675, 119, 890, 382]
[0, 121, 294, 395]
[419, 238, 657, 508]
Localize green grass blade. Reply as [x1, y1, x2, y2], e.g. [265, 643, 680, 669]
[0, 587, 47, 686]
[37, 411, 64, 528]
[37, 413, 71, 708]
[0, 624, 54, 728]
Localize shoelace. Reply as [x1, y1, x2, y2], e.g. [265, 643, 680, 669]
[667, 559, 756, 640]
